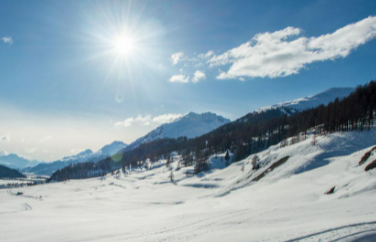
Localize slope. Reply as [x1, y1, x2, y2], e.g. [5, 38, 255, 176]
[0, 164, 26, 179]
[1, 129, 376, 242]
[125, 112, 230, 151]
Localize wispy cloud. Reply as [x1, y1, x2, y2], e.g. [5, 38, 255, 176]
[115, 113, 182, 128]
[169, 74, 189, 83]
[171, 52, 184, 65]
[38, 135, 52, 144]
[25, 147, 37, 154]
[193, 70, 206, 83]
[0, 135, 10, 142]
[0, 150, 9, 156]
[70, 148, 83, 154]
[118, 115, 152, 127]
[1, 36, 13, 45]
[152, 113, 182, 124]
[198, 50, 215, 59]
[209, 16, 376, 80]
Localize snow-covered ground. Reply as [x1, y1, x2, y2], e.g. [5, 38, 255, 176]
[1, 130, 376, 242]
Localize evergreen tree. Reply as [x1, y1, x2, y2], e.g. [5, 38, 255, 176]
[49, 80, 376, 182]
[225, 150, 230, 166]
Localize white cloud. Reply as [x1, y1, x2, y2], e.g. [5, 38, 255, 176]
[70, 148, 83, 154]
[115, 113, 182, 128]
[171, 52, 184, 65]
[25, 148, 37, 154]
[38, 135, 52, 144]
[0, 135, 10, 142]
[193, 70, 206, 83]
[0, 150, 9, 156]
[205, 50, 215, 58]
[208, 16, 376, 79]
[1, 36, 13, 45]
[169, 74, 189, 83]
[198, 50, 215, 59]
[125, 117, 137, 126]
[152, 113, 182, 124]
[116, 117, 135, 127]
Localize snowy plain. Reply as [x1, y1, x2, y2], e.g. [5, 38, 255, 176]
[1, 130, 376, 242]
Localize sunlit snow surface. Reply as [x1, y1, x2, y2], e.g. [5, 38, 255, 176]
[1, 130, 376, 241]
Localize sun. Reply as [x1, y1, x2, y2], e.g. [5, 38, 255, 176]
[112, 35, 136, 56]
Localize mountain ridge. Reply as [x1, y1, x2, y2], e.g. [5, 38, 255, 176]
[257, 87, 354, 114]
[0, 153, 40, 170]
[23, 141, 128, 175]
[124, 112, 231, 151]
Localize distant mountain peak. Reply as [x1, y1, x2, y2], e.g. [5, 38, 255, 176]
[99, 141, 128, 156]
[0, 152, 41, 169]
[23, 140, 128, 176]
[183, 111, 228, 121]
[125, 112, 230, 151]
[106, 140, 127, 146]
[61, 149, 93, 162]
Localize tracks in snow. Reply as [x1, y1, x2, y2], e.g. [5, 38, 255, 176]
[22, 203, 32, 211]
[281, 221, 376, 242]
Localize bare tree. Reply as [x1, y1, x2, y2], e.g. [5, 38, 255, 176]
[169, 171, 174, 182]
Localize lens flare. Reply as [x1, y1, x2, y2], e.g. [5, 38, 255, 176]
[111, 152, 123, 162]
[112, 35, 136, 56]
[115, 92, 124, 103]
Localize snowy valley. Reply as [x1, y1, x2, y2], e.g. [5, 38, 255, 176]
[2, 3, 376, 241]
[1, 129, 376, 242]
[1, 83, 376, 242]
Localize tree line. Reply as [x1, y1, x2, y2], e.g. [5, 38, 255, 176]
[49, 80, 376, 182]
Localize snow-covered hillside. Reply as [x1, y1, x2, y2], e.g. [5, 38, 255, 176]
[258, 87, 354, 113]
[125, 112, 230, 151]
[2, 129, 376, 242]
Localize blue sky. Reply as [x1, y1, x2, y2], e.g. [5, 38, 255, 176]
[1, 0, 376, 161]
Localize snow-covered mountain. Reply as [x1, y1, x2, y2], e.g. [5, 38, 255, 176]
[95, 141, 128, 158]
[257, 87, 354, 114]
[61, 141, 128, 163]
[3, 128, 376, 242]
[24, 141, 127, 175]
[0, 151, 40, 170]
[60, 149, 94, 163]
[125, 112, 230, 151]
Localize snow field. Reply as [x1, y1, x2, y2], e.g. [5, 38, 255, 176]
[1, 130, 376, 241]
